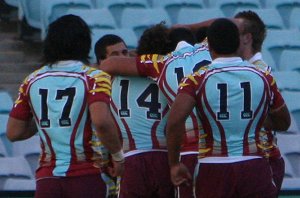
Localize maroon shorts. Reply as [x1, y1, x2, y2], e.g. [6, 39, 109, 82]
[119, 151, 175, 198]
[35, 174, 107, 198]
[177, 153, 198, 198]
[269, 157, 285, 195]
[194, 158, 277, 198]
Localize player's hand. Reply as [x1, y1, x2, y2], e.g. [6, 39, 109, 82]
[108, 160, 124, 177]
[170, 163, 192, 186]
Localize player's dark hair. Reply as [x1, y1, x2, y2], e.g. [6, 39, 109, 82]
[94, 34, 126, 64]
[195, 26, 208, 43]
[234, 10, 266, 52]
[136, 22, 172, 55]
[207, 18, 239, 55]
[42, 14, 91, 66]
[168, 27, 196, 50]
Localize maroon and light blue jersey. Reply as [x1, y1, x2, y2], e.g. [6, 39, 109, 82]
[178, 57, 285, 160]
[136, 42, 211, 153]
[10, 61, 111, 179]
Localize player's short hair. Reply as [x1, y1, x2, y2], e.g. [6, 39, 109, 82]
[168, 27, 196, 50]
[207, 18, 239, 55]
[234, 10, 266, 52]
[42, 14, 91, 66]
[94, 34, 126, 63]
[136, 22, 172, 55]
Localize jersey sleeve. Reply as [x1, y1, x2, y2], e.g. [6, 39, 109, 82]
[177, 70, 205, 99]
[136, 54, 167, 80]
[268, 75, 286, 111]
[87, 71, 112, 105]
[9, 78, 33, 121]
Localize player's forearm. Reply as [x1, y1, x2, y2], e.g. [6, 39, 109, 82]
[6, 117, 36, 142]
[97, 122, 122, 155]
[166, 122, 185, 166]
[264, 104, 291, 131]
[172, 18, 216, 34]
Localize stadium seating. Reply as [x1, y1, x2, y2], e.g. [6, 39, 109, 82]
[234, 8, 285, 30]
[150, 0, 205, 24]
[0, 139, 8, 157]
[0, 114, 12, 156]
[12, 135, 40, 175]
[289, 7, 300, 30]
[261, 49, 277, 70]
[4, 0, 18, 7]
[0, 156, 33, 190]
[279, 49, 300, 71]
[281, 91, 300, 130]
[96, 0, 149, 27]
[209, 0, 261, 16]
[0, 90, 13, 114]
[272, 71, 300, 91]
[65, 8, 117, 31]
[177, 8, 224, 25]
[19, 0, 41, 30]
[40, 0, 93, 40]
[263, 29, 300, 68]
[3, 178, 35, 191]
[120, 8, 171, 39]
[277, 134, 300, 179]
[282, 178, 300, 190]
[265, 0, 300, 29]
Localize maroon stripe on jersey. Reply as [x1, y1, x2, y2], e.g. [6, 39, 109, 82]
[243, 72, 270, 155]
[111, 101, 136, 150]
[158, 74, 174, 104]
[27, 85, 57, 176]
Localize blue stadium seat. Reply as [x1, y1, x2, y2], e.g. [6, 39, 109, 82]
[150, 0, 205, 24]
[0, 139, 8, 158]
[0, 114, 13, 156]
[0, 156, 33, 190]
[265, 0, 300, 29]
[234, 8, 285, 30]
[12, 135, 40, 175]
[279, 49, 300, 71]
[263, 29, 300, 68]
[19, 0, 41, 29]
[277, 134, 300, 179]
[40, 0, 93, 40]
[65, 8, 117, 31]
[282, 178, 300, 190]
[4, 0, 19, 7]
[3, 178, 36, 191]
[177, 8, 224, 25]
[94, 0, 149, 27]
[281, 91, 300, 130]
[120, 8, 171, 39]
[272, 71, 300, 91]
[90, 28, 138, 63]
[289, 7, 300, 30]
[0, 90, 13, 114]
[209, 0, 261, 16]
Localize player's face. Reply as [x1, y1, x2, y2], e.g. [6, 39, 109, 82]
[106, 42, 129, 58]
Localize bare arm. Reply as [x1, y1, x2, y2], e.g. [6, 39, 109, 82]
[90, 101, 122, 154]
[99, 56, 139, 76]
[167, 93, 195, 185]
[6, 117, 37, 142]
[264, 104, 291, 132]
[171, 18, 217, 35]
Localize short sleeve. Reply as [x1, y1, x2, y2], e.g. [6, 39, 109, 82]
[136, 54, 167, 80]
[87, 71, 112, 105]
[9, 80, 33, 121]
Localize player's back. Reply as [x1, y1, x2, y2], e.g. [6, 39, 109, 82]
[111, 76, 169, 154]
[198, 60, 271, 156]
[23, 62, 105, 176]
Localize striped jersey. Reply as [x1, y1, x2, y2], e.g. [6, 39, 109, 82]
[110, 76, 169, 155]
[250, 52, 281, 158]
[178, 57, 285, 159]
[10, 61, 111, 179]
[136, 41, 212, 152]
